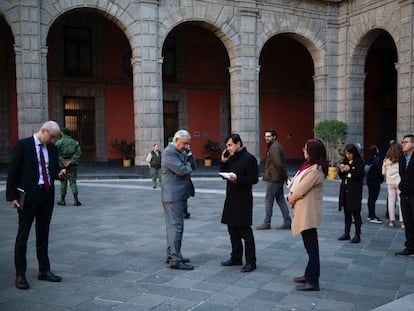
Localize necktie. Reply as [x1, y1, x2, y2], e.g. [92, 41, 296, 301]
[39, 144, 50, 190]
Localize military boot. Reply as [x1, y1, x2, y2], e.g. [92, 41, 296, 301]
[57, 195, 66, 206]
[74, 194, 82, 206]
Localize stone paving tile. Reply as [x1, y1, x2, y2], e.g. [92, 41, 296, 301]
[1, 176, 414, 310]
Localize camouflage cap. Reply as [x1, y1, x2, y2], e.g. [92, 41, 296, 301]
[60, 127, 71, 135]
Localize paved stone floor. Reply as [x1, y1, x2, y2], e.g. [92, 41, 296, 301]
[0, 166, 413, 310]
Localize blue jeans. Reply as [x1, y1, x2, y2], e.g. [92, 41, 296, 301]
[263, 181, 291, 225]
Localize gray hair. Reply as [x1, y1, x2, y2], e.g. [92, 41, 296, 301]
[173, 129, 191, 140]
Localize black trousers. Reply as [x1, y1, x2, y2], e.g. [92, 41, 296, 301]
[401, 194, 414, 251]
[344, 210, 362, 235]
[227, 224, 256, 264]
[301, 228, 320, 286]
[15, 186, 54, 276]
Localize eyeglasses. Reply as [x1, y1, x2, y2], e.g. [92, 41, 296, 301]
[264, 135, 273, 138]
[179, 139, 190, 146]
[402, 140, 412, 145]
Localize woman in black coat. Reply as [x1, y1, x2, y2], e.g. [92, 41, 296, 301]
[338, 144, 365, 243]
[220, 134, 259, 273]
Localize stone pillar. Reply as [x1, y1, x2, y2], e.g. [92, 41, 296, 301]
[229, 2, 260, 160]
[397, 0, 414, 136]
[346, 73, 365, 145]
[133, 0, 163, 168]
[14, 3, 48, 138]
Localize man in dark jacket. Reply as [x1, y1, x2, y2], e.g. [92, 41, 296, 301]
[220, 134, 259, 273]
[396, 134, 414, 256]
[6, 121, 67, 289]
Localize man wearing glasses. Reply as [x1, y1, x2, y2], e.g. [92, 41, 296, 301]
[396, 134, 414, 257]
[6, 121, 67, 289]
[161, 129, 195, 270]
[257, 128, 291, 230]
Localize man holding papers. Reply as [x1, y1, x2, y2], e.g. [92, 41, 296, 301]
[219, 134, 259, 273]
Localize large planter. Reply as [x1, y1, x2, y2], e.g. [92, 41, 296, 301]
[204, 158, 212, 167]
[123, 158, 131, 167]
[327, 166, 338, 180]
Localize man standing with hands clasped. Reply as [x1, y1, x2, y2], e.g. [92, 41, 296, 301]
[6, 121, 67, 290]
[257, 128, 291, 230]
[161, 130, 195, 270]
[56, 127, 82, 206]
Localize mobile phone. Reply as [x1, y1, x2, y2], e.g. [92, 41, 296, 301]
[223, 150, 230, 158]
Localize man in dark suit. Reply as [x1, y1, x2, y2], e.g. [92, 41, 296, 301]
[6, 121, 67, 289]
[396, 134, 414, 257]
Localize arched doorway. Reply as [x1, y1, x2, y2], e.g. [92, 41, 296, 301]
[0, 17, 16, 162]
[162, 22, 230, 160]
[259, 34, 315, 160]
[364, 31, 398, 156]
[46, 9, 133, 163]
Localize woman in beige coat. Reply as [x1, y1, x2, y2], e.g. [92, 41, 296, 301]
[287, 139, 328, 291]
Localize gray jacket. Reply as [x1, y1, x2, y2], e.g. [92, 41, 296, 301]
[161, 143, 194, 202]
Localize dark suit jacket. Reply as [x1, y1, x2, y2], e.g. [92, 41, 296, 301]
[6, 136, 60, 202]
[399, 153, 414, 195]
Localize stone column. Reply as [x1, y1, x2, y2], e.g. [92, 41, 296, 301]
[14, 2, 48, 138]
[397, 0, 414, 136]
[133, 0, 163, 169]
[229, 2, 260, 160]
[346, 73, 365, 145]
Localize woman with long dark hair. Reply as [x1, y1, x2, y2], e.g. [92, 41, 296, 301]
[287, 139, 328, 291]
[338, 143, 365, 243]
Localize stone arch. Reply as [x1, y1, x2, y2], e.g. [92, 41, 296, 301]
[0, 3, 16, 38]
[158, 10, 238, 68]
[257, 13, 326, 77]
[39, 1, 137, 53]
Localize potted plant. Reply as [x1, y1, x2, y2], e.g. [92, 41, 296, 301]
[109, 139, 135, 167]
[314, 120, 348, 179]
[203, 139, 221, 166]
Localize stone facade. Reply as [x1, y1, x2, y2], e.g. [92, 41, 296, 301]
[0, 0, 412, 162]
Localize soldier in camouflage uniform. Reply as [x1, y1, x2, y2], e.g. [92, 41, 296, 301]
[56, 128, 82, 206]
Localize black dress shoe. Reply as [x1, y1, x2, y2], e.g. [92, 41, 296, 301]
[241, 263, 256, 273]
[395, 248, 414, 257]
[338, 233, 350, 241]
[184, 212, 191, 219]
[220, 259, 243, 266]
[37, 271, 62, 282]
[165, 256, 190, 264]
[169, 262, 194, 270]
[296, 282, 320, 291]
[293, 275, 307, 283]
[15, 275, 29, 290]
[350, 235, 361, 243]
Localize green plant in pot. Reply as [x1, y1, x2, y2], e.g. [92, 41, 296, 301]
[109, 139, 135, 166]
[314, 120, 348, 166]
[203, 140, 220, 166]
